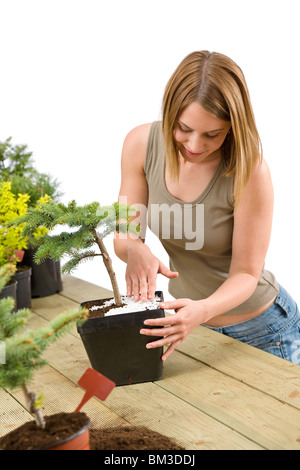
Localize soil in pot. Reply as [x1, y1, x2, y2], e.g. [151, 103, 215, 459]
[0, 412, 90, 450]
[90, 426, 185, 450]
[77, 292, 165, 386]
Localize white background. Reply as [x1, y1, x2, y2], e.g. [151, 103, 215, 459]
[1, 0, 299, 305]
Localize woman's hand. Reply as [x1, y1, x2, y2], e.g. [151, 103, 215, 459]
[126, 243, 178, 301]
[140, 298, 207, 360]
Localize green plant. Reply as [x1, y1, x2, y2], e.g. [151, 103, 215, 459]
[0, 182, 54, 271]
[0, 137, 33, 179]
[0, 264, 88, 429]
[0, 182, 29, 267]
[10, 200, 137, 307]
[0, 137, 62, 206]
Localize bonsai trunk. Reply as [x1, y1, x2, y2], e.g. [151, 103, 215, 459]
[22, 383, 46, 429]
[93, 229, 122, 307]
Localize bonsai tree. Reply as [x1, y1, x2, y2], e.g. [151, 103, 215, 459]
[0, 136, 62, 206]
[0, 264, 88, 429]
[9, 200, 138, 307]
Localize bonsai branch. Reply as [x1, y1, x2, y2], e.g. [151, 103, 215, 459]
[93, 229, 122, 307]
[22, 384, 46, 429]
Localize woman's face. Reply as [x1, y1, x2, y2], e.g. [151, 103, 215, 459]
[173, 102, 231, 164]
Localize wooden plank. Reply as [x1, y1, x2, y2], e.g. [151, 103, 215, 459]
[31, 292, 80, 320]
[11, 275, 299, 449]
[0, 389, 32, 437]
[26, 304, 93, 383]
[60, 274, 113, 304]
[34, 278, 298, 448]
[0, 366, 263, 450]
[0, 291, 126, 438]
[158, 352, 300, 450]
[102, 379, 262, 450]
[28, 305, 298, 450]
[30, 278, 299, 448]
[24, 309, 262, 450]
[56, 277, 300, 411]
[30, 293, 83, 340]
[177, 325, 300, 410]
[0, 365, 130, 437]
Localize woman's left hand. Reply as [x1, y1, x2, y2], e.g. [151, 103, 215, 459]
[140, 298, 206, 361]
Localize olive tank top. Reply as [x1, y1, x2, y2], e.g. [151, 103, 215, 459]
[144, 121, 279, 315]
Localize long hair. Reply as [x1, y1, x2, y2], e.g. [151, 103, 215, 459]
[162, 51, 262, 207]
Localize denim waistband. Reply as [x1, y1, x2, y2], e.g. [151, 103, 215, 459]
[205, 285, 297, 335]
[273, 284, 296, 315]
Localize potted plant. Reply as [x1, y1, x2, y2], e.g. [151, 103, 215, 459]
[0, 181, 32, 310]
[0, 137, 62, 205]
[11, 200, 165, 386]
[0, 264, 90, 450]
[0, 137, 63, 297]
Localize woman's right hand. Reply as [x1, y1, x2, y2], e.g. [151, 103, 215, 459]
[125, 242, 178, 302]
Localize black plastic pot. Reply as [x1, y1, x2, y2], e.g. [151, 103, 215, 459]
[0, 280, 18, 312]
[77, 291, 165, 386]
[12, 266, 32, 309]
[21, 248, 62, 298]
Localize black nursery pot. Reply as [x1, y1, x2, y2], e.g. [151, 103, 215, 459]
[0, 280, 18, 312]
[12, 266, 32, 309]
[77, 291, 165, 386]
[21, 248, 62, 298]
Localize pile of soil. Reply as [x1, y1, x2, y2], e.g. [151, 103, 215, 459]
[0, 413, 184, 450]
[0, 412, 89, 450]
[90, 426, 184, 450]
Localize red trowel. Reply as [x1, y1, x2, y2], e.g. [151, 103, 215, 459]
[75, 368, 116, 412]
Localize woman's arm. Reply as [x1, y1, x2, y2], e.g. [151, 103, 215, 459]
[200, 160, 274, 318]
[140, 158, 275, 359]
[114, 124, 178, 301]
[113, 124, 150, 262]
[201, 158, 274, 315]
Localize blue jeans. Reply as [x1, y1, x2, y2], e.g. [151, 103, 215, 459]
[204, 285, 300, 364]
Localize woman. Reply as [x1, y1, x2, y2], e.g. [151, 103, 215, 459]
[114, 51, 300, 364]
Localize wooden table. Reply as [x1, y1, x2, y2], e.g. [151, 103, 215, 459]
[1, 275, 300, 450]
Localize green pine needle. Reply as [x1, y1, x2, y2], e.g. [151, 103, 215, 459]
[0, 265, 89, 391]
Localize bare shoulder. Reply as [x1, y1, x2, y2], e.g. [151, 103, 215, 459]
[122, 123, 152, 167]
[247, 158, 273, 195]
[237, 157, 273, 213]
[124, 122, 153, 142]
[252, 157, 271, 179]
[119, 124, 153, 204]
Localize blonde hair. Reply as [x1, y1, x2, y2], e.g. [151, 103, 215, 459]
[162, 51, 262, 207]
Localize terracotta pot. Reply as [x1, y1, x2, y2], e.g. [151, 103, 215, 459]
[0, 413, 90, 450]
[43, 422, 90, 450]
[14, 249, 25, 263]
